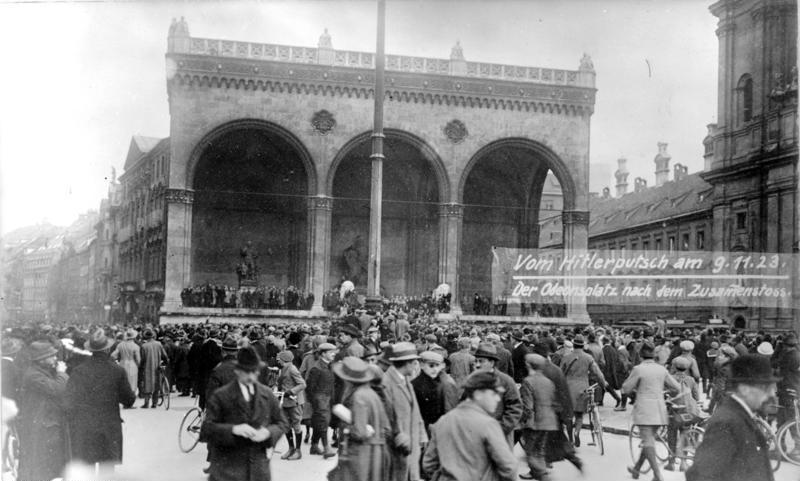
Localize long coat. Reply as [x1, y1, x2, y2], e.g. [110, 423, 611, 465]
[277, 362, 306, 407]
[382, 366, 428, 481]
[139, 339, 169, 394]
[686, 395, 774, 481]
[422, 400, 517, 481]
[621, 359, 679, 425]
[511, 342, 530, 384]
[601, 344, 623, 389]
[18, 363, 69, 481]
[111, 340, 140, 393]
[342, 383, 390, 481]
[65, 352, 136, 464]
[560, 350, 605, 413]
[520, 371, 559, 431]
[200, 381, 289, 481]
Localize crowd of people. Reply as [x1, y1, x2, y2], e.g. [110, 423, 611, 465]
[180, 284, 314, 310]
[2, 311, 798, 481]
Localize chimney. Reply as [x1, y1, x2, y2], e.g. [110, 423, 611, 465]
[602, 187, 611, 199]
[614, 158, 629, 197]
[654, 142, 671, 186]
[673, 163, 689, 182]
[634, 177, 648, 193]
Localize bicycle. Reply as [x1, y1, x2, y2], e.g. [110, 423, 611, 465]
[628, 394, 706, 473]
[753, 413, 781, 472]
[777, 388, 800, 466]
[584, 383, 604, 455]
[179, 398, 204, 453]
[2, 423, 19, 480]
[155, 363, 171, 410]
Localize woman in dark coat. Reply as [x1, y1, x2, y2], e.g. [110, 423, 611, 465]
[18, 341, 69, 481]
[66, 328, 136, 474]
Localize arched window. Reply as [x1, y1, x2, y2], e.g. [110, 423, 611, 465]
[737, 75, 753, 123]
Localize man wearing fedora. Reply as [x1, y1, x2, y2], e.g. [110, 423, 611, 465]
[18, 340, 69, 481]
[686, 354, 779, 481]
[382, 341, 427, 481]
[111, 328, 141, 397]
[139, 328, 170, 408]
[511, 330, 531, 384]
[560, 334, 606, 447]
[201, 345, 289, 481]
[65, 328, 136, 476]
[474, 342, 522, 447]
[337, 323, 366, 360]
[276, 349, 306, 460]
[206, 336, 241, 404]
[422, 371, 518, 481]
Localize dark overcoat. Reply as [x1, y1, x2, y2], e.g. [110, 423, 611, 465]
[18, 364, 69, 481]
[65, 352, 136, 464]
[686, 395, 774, 481]
[200, 381, 289, 481]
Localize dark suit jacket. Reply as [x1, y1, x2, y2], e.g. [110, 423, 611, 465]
[200, 381, 289, 481]
[511, 342, 530, 384]
[685, 395, 774, 481]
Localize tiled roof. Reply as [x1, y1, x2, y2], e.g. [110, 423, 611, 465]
[588, 173, 713, 237]
[124, 135, 165, 170]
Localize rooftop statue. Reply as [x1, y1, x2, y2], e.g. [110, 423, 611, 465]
[579, 53, 594, 71]
[450, 40, 464, 60]
[318, 28, 333, 49]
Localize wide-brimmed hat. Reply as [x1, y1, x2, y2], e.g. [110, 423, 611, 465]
[1, 337, 23, 357]
[143, 329, 154, 340]
[125, 329, 138, 341]
[332, 357, 374, 384]
[572, 335, 586, 348]
[29, 341, 58, 361]
[512, 330, 526, 341]
[729, 354, 781, 384]
[362, 344, 381, 359]
[221, 336, 239, 352]
[388, 342, 419, 361]
[463, 371, 505, 394]
[474, 342, 499, 360]
[234, 346, 265, 372]
[339, 324, 362, 338]
[640, 341, 655, 359]
[88, 329, 114, 352]
[757, 342, 774, 356]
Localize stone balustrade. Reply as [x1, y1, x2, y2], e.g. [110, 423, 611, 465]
[177, 36, 585, 87]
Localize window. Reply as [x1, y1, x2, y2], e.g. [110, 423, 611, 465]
[655, 238, 663, 252]
[681, 233, 690, 251]
[696, 231, 705, 250]
[543, 200, 554, 211]
[737, 75, 753, 123]
[736, 212, 747, 230]
[668, 236, 676, 252]
[642, 240, 650, 252]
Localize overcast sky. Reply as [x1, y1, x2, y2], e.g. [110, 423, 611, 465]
[0, 0, 718, 234]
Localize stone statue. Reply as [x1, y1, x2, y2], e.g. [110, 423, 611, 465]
[579, 53, 594, 71]
[169, 18, 177, 36]
[341, 235, 367, 287]
[318, 28, 333, 49]
[450, 40, 464, 61]
[236, 241, 259, 284]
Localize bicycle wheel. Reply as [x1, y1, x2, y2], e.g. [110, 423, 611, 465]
[628, 424, 652, 474]
[777, 421, 800, 466]
[591, 406, 604, 455]
[3, 425, 19, 479]
[161, 376, 171, 410]
[766, 429, 782, 472]
[178, 407, 203, 453]
[676, 425, 704, 469]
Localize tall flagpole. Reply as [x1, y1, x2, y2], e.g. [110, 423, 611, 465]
[366, 0, 386, 307]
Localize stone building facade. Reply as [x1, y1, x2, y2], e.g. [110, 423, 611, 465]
[158, 21, 596, 320]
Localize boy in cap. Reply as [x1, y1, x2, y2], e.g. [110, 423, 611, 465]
[411, 351, 459, 434]
[276, 350, 305, 460]
[664, 356, 701, 472]
[422, 371, 517, 481]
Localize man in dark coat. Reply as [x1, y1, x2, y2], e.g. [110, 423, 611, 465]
[306, 342, 338, 457]
[187, 333, 205, 397]
[198, 330, 223, 409]
[66, 329, 136, 476]
[206, 337, 240, 402]
[18, 341, 69, 481]
[600, 336, 624, 410]
[200, 346, 289, 481]
[686, 354, 778, 481]
[411, 351, 459, 433]
[511, 330, 530, 384]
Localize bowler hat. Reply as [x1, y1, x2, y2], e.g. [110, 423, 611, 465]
[234, 346, 265, 372]
[143, 329, 154, 340]
[88, 329, 114, 352]
[332, 357, 374, 384]
[640, 341, 655, 359]
[388, 342, 419, 361]
[572, 335, 586, 348]
[28, 341, 58, 361]
[474, 342, 499, 360]
[729, 354, 781, 384]
[757, 342, 774, 356]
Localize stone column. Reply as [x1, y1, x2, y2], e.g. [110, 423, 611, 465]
[306, 196, 333, 315]
[161, 188, 194, 314]
[438, 203, 464, 315]
[562, 210, 590, 323]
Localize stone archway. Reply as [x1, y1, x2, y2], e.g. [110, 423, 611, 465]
[458, 138, 577, 315]
[328, 130, 447, 297]
[190, 122, 312, 290]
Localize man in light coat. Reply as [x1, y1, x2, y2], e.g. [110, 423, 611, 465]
[139, 329, 169, 408]
[422, 370, 517, 481]
[276, 350, 306, 460]
[519, 353, 560, 481]
[111, 329, 140, 396]
[382, 342, 427, 481]
[560, 335, 606, 446]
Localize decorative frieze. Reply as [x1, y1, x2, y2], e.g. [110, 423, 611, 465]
[311, 110, 336, 135]
[165, 188, 195, 204]
[308, 196, 334, 211]
[562, 210, 590, 225]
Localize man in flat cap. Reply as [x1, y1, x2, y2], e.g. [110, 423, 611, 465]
[412, 351, 459, 435]
[422, 371, 517, 481]
[519, 353, 560, 480]
[687, 354, 779, 481]
[337, 323, 365, 360]
[474, 342, 522, 446]
[306, 342, 338, 458]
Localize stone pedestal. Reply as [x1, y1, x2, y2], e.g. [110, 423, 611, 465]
[438, 203, 464, 315]
[562, 210, 590, 323]
[162, 188, 194, 313]
[306, 196, 333, 314]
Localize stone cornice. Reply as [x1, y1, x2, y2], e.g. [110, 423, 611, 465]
[167, 54, 596, 116]
[165, 188, 195, 204]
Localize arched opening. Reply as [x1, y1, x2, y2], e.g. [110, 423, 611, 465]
[329, 133, 442, 297]
[733, 315, 746, 330]
[737, 74, 753, 124]
[191, 126, 310, 296]
[459, 139, 574, 316]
